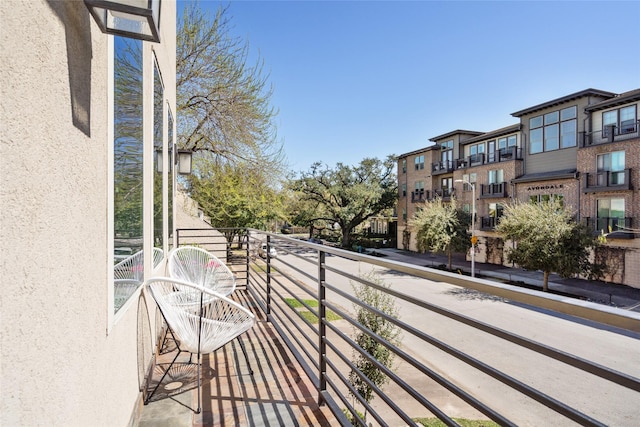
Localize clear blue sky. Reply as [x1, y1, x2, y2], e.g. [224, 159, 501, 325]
[188, 1, 640, 173]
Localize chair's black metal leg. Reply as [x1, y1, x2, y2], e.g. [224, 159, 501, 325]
[237, 336, 253, 375]
[144, 348, 182, 405]
[196, 352, 201, 414]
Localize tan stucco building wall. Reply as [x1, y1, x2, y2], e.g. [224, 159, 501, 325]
[1, 1, 176, 425]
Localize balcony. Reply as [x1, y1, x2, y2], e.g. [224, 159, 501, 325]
[480, 182, 508, 198]
[138, 228, 640, 426]
[431, 160, 454, 175]
[432, 187, 454, 200]
[455, 147, 523, 170]
[411, 189, 428, 203]
[583, 169, 632, 193]
[480, 216, 501, 230]
[581, 121, 640, 147]
[585, 217, 635, 239]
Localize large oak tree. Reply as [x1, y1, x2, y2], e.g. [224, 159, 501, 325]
[291, 157, 397, 248]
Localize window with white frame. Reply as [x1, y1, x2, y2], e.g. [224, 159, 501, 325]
[414, 181, 424, 191]
[402, 208, 407, 220]
[414, 155, 424, 170]
[113, 36, 144, 314]
[597, 151, 625, 185]
[530, 106, 577, 154]
[401, 183, 407, 197]
[603, 105, 637, 136]
[401, 159, 407, 173]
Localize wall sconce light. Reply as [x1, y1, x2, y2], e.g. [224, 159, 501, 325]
[84, 0, 161, 43]
[176, 149, 192, 175]
[155, 148, 166, 174]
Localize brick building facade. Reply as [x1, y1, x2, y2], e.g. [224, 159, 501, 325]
[397, 88, 639, 288]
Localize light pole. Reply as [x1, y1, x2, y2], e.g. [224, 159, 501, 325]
[455, 179, 475, 277]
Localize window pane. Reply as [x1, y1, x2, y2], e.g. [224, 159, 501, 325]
[603, 111, 617, 126]
[560, 119, 576, 148]
[498, 138, 507, 149]
[544, 111, 559, 124]
[610, 199, 625, 218]
[530, 115, 543, 128]
[561, 106, 577, 120]
[113, 37, 143, 313]
[167, 109, 173, 249]
[611, 151, 625, 171]
[620, 106, 635, 122]
[530, 128, 543, 153]
[507, 135, 517, 146]
[153, 62, 164, 252]
[545, 123, 559, 151]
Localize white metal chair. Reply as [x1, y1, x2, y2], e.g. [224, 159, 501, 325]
[144, 277, 255, 412]
[167, 246, 235, 296]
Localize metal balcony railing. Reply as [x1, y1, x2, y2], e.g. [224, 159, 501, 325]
[583, 169, 632, 192]
[455, 147, 522, 170]
[581, 121, 640, 146]
[584, 217, 634, 239]
[173, 228, 640, 426]
[480, 216, 501, 230]
[431, 160, 454, 175]
[480, 182, 508, 198]
[411, 190, 428, 203]
[432, 187, 454, 200]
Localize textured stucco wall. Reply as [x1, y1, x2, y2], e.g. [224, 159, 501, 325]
[0, 1, 175, 425]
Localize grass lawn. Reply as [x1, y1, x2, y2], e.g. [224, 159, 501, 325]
[284, 298, 342, 323]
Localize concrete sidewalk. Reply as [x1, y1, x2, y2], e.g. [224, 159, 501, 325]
[371, 248, 640, 312]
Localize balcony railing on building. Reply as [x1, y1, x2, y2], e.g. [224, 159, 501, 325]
[431, 160, 454, 175]
[162, 228, 640, 426]
[411, 189, 429, 203]
[432, 187, 454, 200]
[585, 217, 635, 239]
[455, 147, 522, 170]
[583, 169, 632, 192]
[480, 182, 508, 198]
[166, 228, 640, 426]
[581, 121, 640, 147]
[481, 216, 501, 230]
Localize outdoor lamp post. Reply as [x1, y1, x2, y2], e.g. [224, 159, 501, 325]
[85, 0, 161, 43]
[455, 179, 475, 277]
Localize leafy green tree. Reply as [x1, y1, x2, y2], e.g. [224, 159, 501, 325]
[409, 197, 471, 270]
[291, 157, 397, 248]
[348, 271, 401, 423]
[496, 198, 605, 291]
[177, 2, 284, 173]
[188, 154, 285, 244]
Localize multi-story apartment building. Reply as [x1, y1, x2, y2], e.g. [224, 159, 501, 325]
[397, 88, 639, 288]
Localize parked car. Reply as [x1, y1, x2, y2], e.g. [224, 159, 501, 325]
[308, 237, 323, 244]
[258, 243, 277, 259]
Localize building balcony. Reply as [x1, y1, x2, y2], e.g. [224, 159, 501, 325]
[432, 187, 454, 200]
[455, 147, 523, 170]
[480, 182, 508, 198]
[581, 121, 640, 147]
[411, 190, 429, 203]
[431, 160, 454, 175]
[137, 228, 640, 426]
[583, 169, 632, 193]
[480, 216, 501, 230]
[585, 217, 635, 239]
